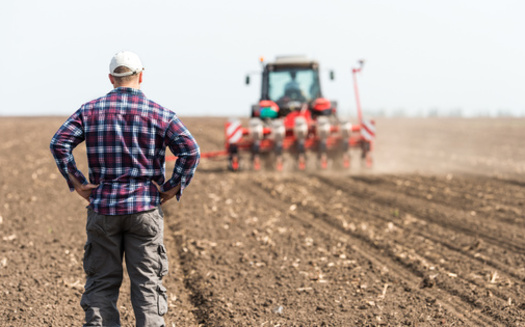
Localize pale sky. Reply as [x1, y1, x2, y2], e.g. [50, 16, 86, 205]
[1, 0, 524, 118]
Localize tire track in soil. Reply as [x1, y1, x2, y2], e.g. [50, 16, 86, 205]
[165, 173, 362, 326]
[165, 170, 522, 326]
[262, 173, 524, 326]
[315, 174, 525, 255]
[239, 176, 484, 326]
[163, 173, 473, 325]
[354, 174, 525, 228]
[326, 177, 525, 325]
[342, 175, 525, 282]
[324, 174, 525, 285]
[249, 175, 502, 327]
[160, 206, 202, 327]
[389, 174, 525, 206]
[314, 175, 525, 283]
[164, 208, 212, 326]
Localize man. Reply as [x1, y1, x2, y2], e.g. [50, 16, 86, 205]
[50, 51, 200, 327]
[284, 70, 301, 92]
[283, 71, 306, 102]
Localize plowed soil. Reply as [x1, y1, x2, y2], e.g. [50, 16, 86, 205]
[1, 117, 524, 326]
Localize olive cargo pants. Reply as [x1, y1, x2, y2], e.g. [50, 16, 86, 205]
[81, 207, 168, 327]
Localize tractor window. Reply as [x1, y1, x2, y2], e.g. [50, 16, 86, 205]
[268, 69, 319, 102]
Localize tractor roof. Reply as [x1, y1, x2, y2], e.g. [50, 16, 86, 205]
[270, 56, 318, 68]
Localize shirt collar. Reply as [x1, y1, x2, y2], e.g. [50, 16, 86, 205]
[109, 87, 145, 97]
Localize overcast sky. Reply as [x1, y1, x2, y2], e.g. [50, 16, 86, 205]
[1, 0, 524, 118]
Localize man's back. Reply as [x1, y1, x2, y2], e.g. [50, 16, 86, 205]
[50, 86, 200, 215]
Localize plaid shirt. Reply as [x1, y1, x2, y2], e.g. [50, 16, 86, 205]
[50, 87, 200, 215]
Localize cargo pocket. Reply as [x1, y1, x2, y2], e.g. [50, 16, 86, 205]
[157, 284, 168, 316]
[83, 242, 94, 275]
[157, 244, 169, 277]
[83, 242, 101, 276]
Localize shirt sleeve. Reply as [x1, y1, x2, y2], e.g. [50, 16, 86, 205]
[161, 116, 200, 200]
[49, 109, 88, 191]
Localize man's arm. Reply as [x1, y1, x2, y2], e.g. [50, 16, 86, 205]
[159, 116, 200, 202]
[50, 109, 89, 192]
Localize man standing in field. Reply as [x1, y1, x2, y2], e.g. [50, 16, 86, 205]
[50, 51, 200, 327]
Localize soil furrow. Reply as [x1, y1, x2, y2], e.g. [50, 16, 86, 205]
[311, 174, 525, 286]
[165, 208, 210, 326]
[250, 176, 503, 326]
[315, 174, 525, 255]
[272, 178, 522, 324]
[360, 174, 525, 227]
[253, 174, 525, 326]
[381, 174, 525, 205]
[298, 175, 525, 283]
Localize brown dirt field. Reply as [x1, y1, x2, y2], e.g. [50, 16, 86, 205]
[1, 116, 524, 326]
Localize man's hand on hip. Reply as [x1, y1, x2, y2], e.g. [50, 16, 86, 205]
[68, 173, 98, 202]
[152, 181, 181, 205]
[75, 183, 99, 202]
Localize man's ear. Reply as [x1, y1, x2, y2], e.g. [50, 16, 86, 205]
[109, 74, 116, 86]
[138, 71, 143, 84]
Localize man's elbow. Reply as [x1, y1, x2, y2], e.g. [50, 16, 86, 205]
[49, 139, 58, 155]
[50, 138, 67, 157]
[195, 144, 201, 158]
[193, 145, 201, 164]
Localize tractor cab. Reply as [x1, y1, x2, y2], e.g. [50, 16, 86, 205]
[263, 57, 321, 116]
[248, 56, 333, 119]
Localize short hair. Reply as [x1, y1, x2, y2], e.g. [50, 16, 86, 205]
[112, 66, 140, 85]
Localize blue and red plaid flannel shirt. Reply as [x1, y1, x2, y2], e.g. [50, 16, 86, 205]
[50, 87, 200, 215]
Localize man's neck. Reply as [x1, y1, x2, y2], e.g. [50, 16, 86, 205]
[115, 83, 140, 90]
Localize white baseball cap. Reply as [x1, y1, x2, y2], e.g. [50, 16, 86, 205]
[109, 51, 144, 77]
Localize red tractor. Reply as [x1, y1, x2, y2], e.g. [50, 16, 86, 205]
[167, 56, 375, 171]
[225, 56, 375, 171]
